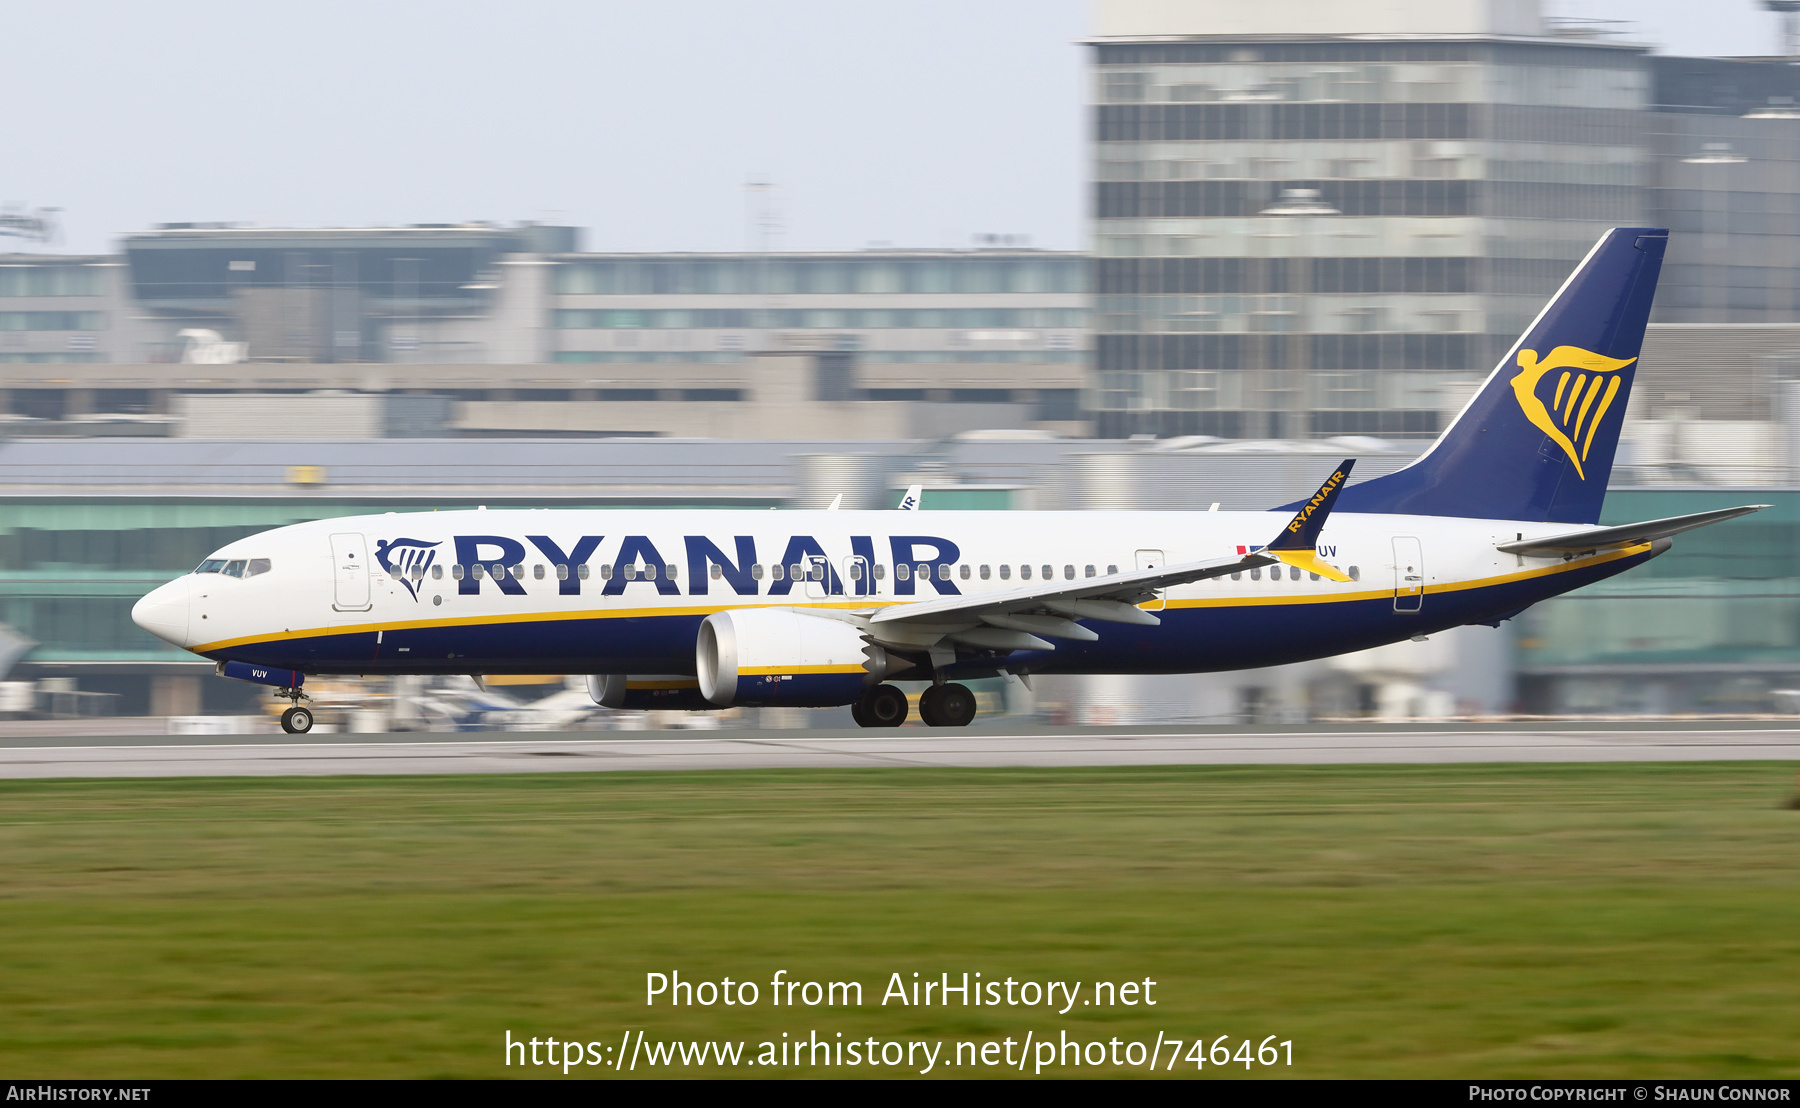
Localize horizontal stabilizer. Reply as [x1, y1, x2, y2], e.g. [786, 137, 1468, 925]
[1496, 505, 1767, 556]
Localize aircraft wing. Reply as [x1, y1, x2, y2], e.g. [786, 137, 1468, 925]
[1495, 505, 1767, 557]
[863, 550, 1275, 653]
[863, 460, 1353, 659]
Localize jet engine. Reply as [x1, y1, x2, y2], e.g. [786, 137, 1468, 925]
[696, 608, 897, 707]
[586, 674, 715, 712]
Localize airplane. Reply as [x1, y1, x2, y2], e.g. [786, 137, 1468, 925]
[132, 227, 1764, 734]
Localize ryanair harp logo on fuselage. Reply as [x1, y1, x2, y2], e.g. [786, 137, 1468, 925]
[373, 537, 440, 601]
[1510, 346, 1637, 480]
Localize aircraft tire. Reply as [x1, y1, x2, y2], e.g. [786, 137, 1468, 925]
[850, 697, 869, 727]
[917, 684, 944, 726]
[281, 706, 314, 734]
[859, 684, 908, 728]
[934, 683, 976, 727]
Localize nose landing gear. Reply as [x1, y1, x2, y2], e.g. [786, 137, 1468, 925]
[280, 705, 314, 734]
[276, 685, 314, 734]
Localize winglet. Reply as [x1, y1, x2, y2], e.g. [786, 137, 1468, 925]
[1268, 460, 1354, 550]
[896, 485, 922, 510]
[1264, 460, 1355, 582]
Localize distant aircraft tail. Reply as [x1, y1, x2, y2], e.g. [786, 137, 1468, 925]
[1331, 227, 1668, 524]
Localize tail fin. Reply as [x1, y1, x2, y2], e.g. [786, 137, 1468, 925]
[1333, 227, 1667, 524]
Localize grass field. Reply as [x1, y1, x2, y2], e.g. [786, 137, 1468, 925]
[0, 763, 1796, 1078]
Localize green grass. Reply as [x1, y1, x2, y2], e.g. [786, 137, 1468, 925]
[0, 763, 1797, 1078]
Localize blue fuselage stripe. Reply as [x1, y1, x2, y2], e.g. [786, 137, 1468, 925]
[208, 548, 1649, 678]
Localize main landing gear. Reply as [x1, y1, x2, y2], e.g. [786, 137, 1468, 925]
[918, 682, 976, 728]
[276, 686, 314, 734]
[850, 681, 978, 728]
[851, 684, 909, 728]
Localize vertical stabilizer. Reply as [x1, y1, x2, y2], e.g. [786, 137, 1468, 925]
[1332, 227, 1667, 524]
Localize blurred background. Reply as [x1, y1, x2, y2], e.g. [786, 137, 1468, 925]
[6, 0, 1800, 731]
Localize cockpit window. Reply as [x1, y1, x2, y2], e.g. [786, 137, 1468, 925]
[245, 558, 272, 578]
[195, 558, 227, 574]
[223, 560, 247, 578]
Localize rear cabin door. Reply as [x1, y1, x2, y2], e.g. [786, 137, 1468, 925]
[1392, 536, 1424, 613]
[1135, 548, 1166, 612]
[331, 533, 372, 611]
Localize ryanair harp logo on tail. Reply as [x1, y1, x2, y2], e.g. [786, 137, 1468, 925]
[1510, 346, 1637, 480]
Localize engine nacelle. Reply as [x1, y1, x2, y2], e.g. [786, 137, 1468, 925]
[696, 609, 883, 707]
[586, 674, 715, 712]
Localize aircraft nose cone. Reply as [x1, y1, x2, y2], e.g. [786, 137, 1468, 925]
[132, 577, 191, 647]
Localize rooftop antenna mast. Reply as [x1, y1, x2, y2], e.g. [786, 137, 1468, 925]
[1767, 1, 1800, 59]
[744, 179, 782, 347]
[0, 206, 61, 246]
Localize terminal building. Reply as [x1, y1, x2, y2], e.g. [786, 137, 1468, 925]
[1, 229, 1090, 440]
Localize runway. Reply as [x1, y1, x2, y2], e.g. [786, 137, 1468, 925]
[1, 723, 1798, 779]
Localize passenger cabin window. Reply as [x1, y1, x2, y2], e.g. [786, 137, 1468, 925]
[410, 566, 424, 582]
[578, 564, 591, 580]
[222, 560, 247, 578]
[1064, 565, 1074, 580]
[667, 564, 678, 579]
[245, 558, 272, 578]
[432, 565, 443, 580]
[711, 564, 723, 580]
[896, 564, 909, 581]
[1107, 564, 1118, 575]
[873, 564, 886, 580]
[751, 564, 765, 580]
[1348, 565, 1360, 581]
[195, 559, 227, 574]
[452, 564, 466, 581]
[979, 565, 990, 580]
[1085, 565, 1095, 577]
[1250, 567, 1261, 580]
[557, 564, 570, 581]
[770, 564, 783, 581]
[999, 565, 1011, 580]
[1020, 565, 1032, 580]
[1041, 564, 1052, 580]
[533, 565, 545, 580]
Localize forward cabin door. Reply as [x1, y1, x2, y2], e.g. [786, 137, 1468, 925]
[331, 533, 372, 611]
[1392, 536, 1424, 613]
[1135, 548, 1166, 612]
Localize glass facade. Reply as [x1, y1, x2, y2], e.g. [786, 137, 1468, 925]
[1517, 489, 1800, 713]
[0, 259, 114, 364]
[1647, 57, 1800, 323]
[549, 251, 1090, 370]
[1090, 38, 1650, 439]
